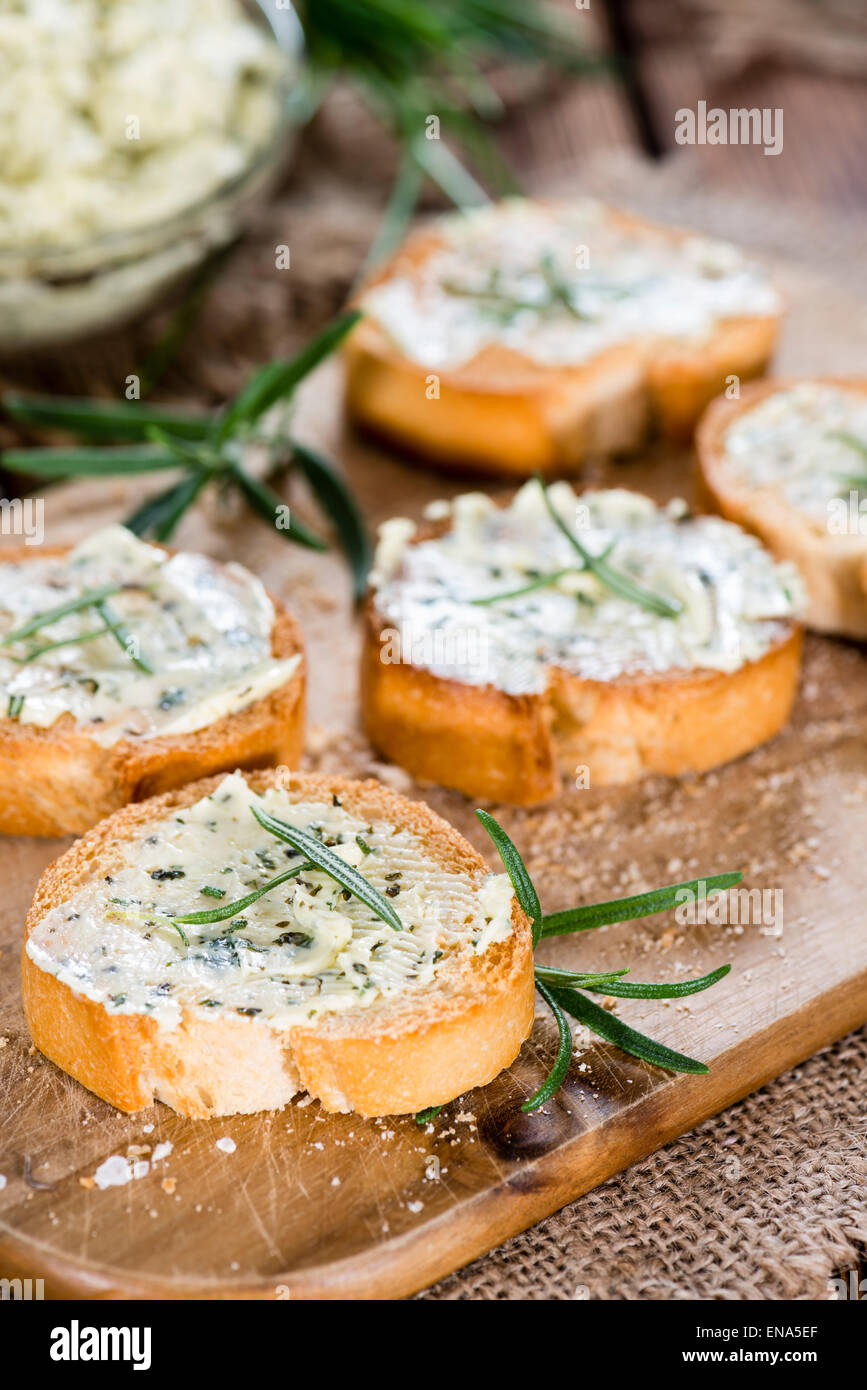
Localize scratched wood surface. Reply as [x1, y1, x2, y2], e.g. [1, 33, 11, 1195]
[1, 230, 867, 1300]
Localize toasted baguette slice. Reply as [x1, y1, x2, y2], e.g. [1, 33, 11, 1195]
[697, 378, 867, 639]
[22, 769, 534, 1117]
[0, 532, 305, 836]
[362, 484, 803, 804]
[345, 198, 781, 476]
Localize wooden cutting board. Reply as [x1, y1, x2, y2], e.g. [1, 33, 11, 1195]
[1, 259, 867, 1300]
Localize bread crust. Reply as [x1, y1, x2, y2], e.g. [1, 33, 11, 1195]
[344, 206, 781, 476]
[697, 378, 867, 639]
[21, 769, 535, 1118]
[362, 595, 802, 803]
[0, 544, 306, 836]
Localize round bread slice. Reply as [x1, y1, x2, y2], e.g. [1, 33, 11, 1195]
[0, 529, 305, 836]
[345, 198, 781, 476]
[21, 768, 535, 1118]
[362, 484, 804, 804]
[697, 378, 867, 639]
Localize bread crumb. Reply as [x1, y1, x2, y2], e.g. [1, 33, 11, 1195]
[93, 1155, 134, 1189]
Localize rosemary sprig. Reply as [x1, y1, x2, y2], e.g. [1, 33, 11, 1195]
[579, 965, 731, 1000]
[229, 463, 327, 553]
[174, 861, 315, 926]
[7, 622, 120, 665]
[295, 0, 599, 257]
[476, 808, 542, 947]
[470, 568, 579, 605]
[475, 810, 736, 1111]
[540, 874, 743, 937]
[1, 396, 209, 443]
[538, 252, 592, 321]
[251, 806, 404, 932]
[522, 980, 573, 1112]
[1, 313, 370, 597]
[829, 429, 867, 461]
[93, 598, 152, 675]
[536, 475, 682, 619]
[532, 966, 630, 989]
[0, 584, 122, 647]
[827, 430, 867, 489]
[124, 470, 210, 543]
[549, 988, 711, 1074]
[415, 1105, 444, 1125]
[291, 442, 371, 603]
[0, 581, 153, 675]
[440, 275, 549, 318]
[440, 255, 596, 325]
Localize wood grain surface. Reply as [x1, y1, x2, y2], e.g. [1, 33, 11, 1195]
[1, 239, 866, 1301]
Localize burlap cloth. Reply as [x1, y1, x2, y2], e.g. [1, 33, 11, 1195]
[419, 1029, 867, 1300]
[1, 100, 864, 1297]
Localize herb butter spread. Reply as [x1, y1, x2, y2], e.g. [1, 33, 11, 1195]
[722, 383, 867, 521]
[0, 0, 285, 249]
[361, 199, 779, 369]
[0, 525, 298, 744]
[371, 484, 803, 692]
[26, 773, 514, 1029]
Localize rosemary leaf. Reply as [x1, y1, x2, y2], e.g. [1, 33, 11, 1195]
[217, 311, 361, 441]
[292, 441, 371, 600]
[94, 599, 153, 675]
[533, 965, 630, 989]
[470, 568, 578, 605]
[415, 1105, 444, 1125]
[252, 805, 403, 932]
[536, 474, 682, 619]
[8, 623, 118, 665]
[539, 252, 592, 321]
[361, 151, 426, 273]
[549, 986, 709, 1074]
[123, 471, 206, 540]
[174, 862, 314, 925]
[0, 584, 122, 647]
[540, 873, 743, 938]
[522, 980, 573, 1112]
[475, 809, 542, 948]
[829, 429, 867, 460]
[230, 464, 328, 552]
[582, 964, 731, 1000]
[150, 469, 208, 542]
[1, 444, 178, 478]
[2, 393, 209, 442]
[408, 129, 490, 208]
